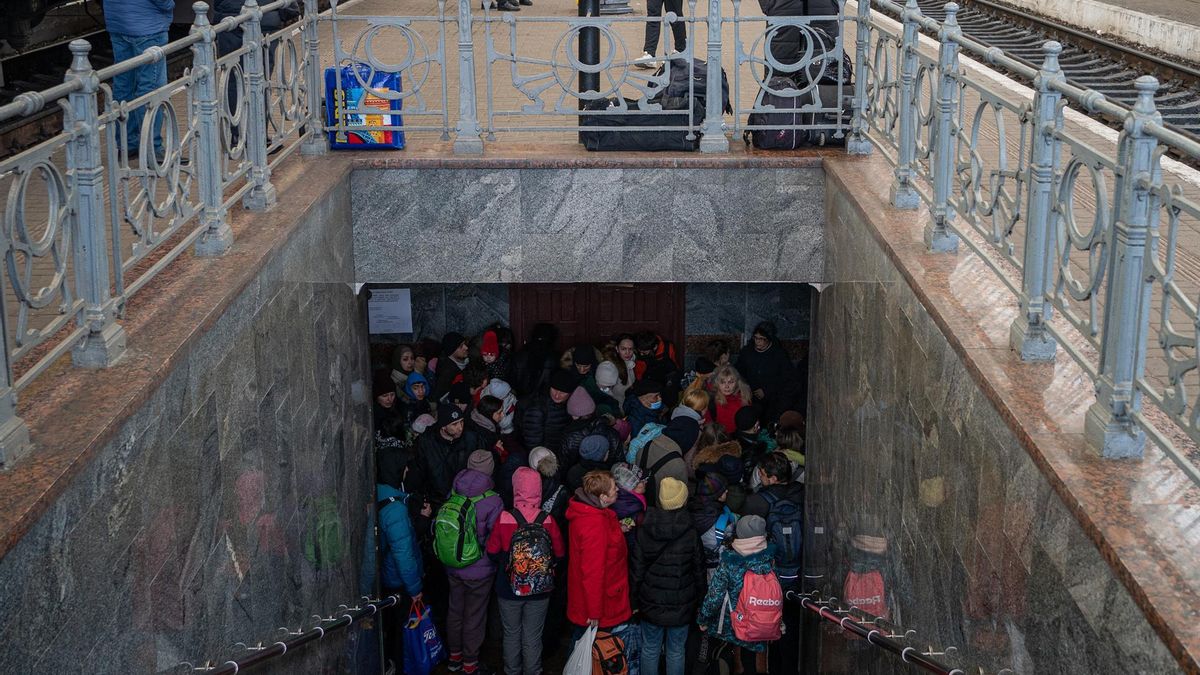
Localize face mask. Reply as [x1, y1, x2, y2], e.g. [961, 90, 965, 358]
[648, 401, 663, 410]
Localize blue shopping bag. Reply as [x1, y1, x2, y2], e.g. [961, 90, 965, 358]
[402, 600, 445, 675]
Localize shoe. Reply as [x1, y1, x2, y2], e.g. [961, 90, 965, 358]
[497, 1, 519, 9]
[635, 51, 657, 69]
[447, 660, 463, 673]
[519, 0, 532, 5]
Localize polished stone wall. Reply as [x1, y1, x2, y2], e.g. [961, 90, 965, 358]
[805, 185, 1179, 673]
[0, 181, 377, 673]
[351, 167, 826, 283]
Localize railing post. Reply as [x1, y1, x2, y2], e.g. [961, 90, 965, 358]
[0, 302, 30, 468]
[847, 0, 873, 155]
[66, 39, 127, 369]
[300, 0, 328, 156]
[192, 2, 234, 256]
[453, 0, 484, 154]
[1085, 76, 1161, 459]
[890, 0, 921, 209]
[1009, 41, 1064, 362]
[241, 0, 278, 210]
[699, 0, 728, 153]
[925, 2, 960, 252]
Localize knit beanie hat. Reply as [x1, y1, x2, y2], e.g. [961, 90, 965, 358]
[778, 410, 805, 432]
[567, 387, 596, 417]
[485, 378, 512, 400]
[735, 406, 760, 432]
[467, 449, 495, 476]
[481, 330, 500, 357]
[441, 331, 466, 357]
[596, 361, 620, 388]
[572, 345, 598, 366]
[411, 414, 436, 434]
[631, 379, 663, 397]
[697, 472, 727, 498]
[735, 514, 767, 539]
[611, 462, 644, 491]
[373, 371, 395, 397]
[528, 446, 556, 477]
[550, 369, 576, 394]
[658, 477, 688, 510]
[579, 434, 610, 462]
[714, 454, 743, 483]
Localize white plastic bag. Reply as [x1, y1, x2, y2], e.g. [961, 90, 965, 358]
[564, 625, 598, 675]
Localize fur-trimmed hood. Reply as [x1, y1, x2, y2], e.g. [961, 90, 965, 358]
[691, 441, 742, 470]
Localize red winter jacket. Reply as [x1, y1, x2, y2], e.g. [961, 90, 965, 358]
[565, 497, 632, 628]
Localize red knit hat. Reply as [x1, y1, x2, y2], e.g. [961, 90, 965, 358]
[481, 330, 499, 357]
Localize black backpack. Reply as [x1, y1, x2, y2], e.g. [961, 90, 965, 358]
[653, 56, 732, 115]
[762, 490, 803, 587]
[745, 26, 852, 149]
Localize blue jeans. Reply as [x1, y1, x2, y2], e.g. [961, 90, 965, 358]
[110, 32, 169, 153]
[640, 623, 687, 675]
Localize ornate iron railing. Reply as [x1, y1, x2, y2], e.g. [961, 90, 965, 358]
[856, 0, 1200, 484]
[0, 0, 1198, 488]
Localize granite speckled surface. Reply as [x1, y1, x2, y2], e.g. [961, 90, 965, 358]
[810, 155, 1197, 674]
[0, 158, 377, 674]
[352, 166, 826, 283]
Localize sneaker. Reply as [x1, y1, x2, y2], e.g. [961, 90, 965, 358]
[635, 51, 657, 69]
[519, 0, 532, 5]
[497, 1, 520, 9]
[447, 658, 463, 673]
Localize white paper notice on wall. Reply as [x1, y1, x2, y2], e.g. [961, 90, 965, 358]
[368, 288, 413, 334]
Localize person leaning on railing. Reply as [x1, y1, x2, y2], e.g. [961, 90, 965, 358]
[212, 0, 300, 146]
[103, 0, 175, 158]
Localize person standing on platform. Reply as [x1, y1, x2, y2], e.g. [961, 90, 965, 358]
[105, 0, 174, 158]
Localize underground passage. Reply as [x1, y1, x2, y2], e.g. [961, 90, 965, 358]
[0, 0, 1199, 671]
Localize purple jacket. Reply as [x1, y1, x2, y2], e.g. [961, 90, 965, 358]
[447, 468, 503, 580]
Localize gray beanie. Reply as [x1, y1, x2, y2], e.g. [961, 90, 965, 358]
[735, 514, 767, 539]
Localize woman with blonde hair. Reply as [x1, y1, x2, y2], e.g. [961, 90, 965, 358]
[711, 365, 751, 435]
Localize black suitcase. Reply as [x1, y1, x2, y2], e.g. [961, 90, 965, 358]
[580, 96, 703, 152]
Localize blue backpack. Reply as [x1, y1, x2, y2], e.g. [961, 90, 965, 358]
[625, 423, 665, 464]
[762, 490, 803, 587]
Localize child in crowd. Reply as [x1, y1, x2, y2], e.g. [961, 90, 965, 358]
[611, 462, 647, 550]
[631, 477, 704, 675]
[698, 515, 776, 675]
[486, 467, 566, 675]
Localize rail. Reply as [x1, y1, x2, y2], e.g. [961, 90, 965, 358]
[0, 0, 1198, 487]
[178, 594, 400, 673]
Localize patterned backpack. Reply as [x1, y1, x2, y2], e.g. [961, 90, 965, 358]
[507, 509, 556, 596]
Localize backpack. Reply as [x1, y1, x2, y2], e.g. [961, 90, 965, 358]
[702, 508, 737, 568]
[761, 490, 803, 587]
[843, 566, 888, 620]
[637, 441, 682, 509]
[433, 490, 494, 568]
[507, 509, 556, 596]
[626, 423, 665, 464]
[727, 569, 783, 642]
[653, 57, 733, 115]
[744, 27, 852, 149]
[591, 630, 628, 675]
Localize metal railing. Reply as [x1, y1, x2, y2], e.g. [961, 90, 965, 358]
[1, 0, 1200, 486]
[856, 0, 1200, 483]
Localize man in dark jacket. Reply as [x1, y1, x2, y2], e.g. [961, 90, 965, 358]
[412, 405, 478, 508]
[736, 321, 799, 425]
[520, 369, 575, 452]
[561, 387, 621, 471]
[624, 379, 665, 438]
[631, 477, 705, 675]
[435, 332, 471, 399]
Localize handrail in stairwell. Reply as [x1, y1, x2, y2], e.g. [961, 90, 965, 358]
[178, 595, 401, 674]
[788, 590, 968, 675]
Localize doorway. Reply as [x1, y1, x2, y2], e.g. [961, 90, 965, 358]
[508, 283, 686, 356]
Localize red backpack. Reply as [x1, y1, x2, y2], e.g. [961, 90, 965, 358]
[843, 568, 888, 620]
[728, 569, 783, 642]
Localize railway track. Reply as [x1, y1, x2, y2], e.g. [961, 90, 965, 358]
[912, 0, 1200, 139]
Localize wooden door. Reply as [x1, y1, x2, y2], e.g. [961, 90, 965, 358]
[509, 283, 686, 359]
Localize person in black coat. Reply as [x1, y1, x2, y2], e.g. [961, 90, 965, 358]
[520, 369, 575, 452]
[756, 0, 840, 70]
[736, 321, 799, 425]
[411, 406, 479, 508]
[631, 477, 706, 675]
[510, 323, 559, 398]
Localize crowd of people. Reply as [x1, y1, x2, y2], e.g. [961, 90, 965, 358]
[371, 321, 808, 675]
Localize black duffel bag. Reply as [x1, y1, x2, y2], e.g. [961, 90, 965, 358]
[580, 96, 704, 152]
[744, 76, 850, 149]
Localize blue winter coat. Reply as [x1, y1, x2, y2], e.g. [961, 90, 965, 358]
[377, 484, 423, 595]
[623, 391, 661, 438]
[103, 0, 174, 37]
[697, 543, 776, 651]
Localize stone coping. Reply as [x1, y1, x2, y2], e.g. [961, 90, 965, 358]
[0, 143, 829, 563]
[825, 155, 1200, 674]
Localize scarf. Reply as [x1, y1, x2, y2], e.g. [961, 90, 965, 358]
[731, 535, 767, 556]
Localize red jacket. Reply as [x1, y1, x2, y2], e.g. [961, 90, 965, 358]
[565, 497, 632, 627]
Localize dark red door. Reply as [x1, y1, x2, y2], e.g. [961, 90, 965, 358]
[509, 283, 686, 359]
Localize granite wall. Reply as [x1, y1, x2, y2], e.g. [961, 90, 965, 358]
[804, 181, 1179, 673]
[0, 178, 377, 673]
[351, 167, 826, 283]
